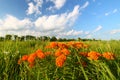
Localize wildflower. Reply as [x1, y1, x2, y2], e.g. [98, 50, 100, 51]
[28, 53, 36, 63]
[102, 52, 115, 60]
[61, 48, 70, 56]
[56, 54, 66, 67]
[67, 41, 75, 47]
[87, 51, 101, 60]
[21, 55, 29, 61]
[73, 42, 83, 49]
[55, 49, 62, 57]
[44, 51, 51, 56]
[50, 42, 58, 48]
[18, 55, 29, 64]
[36, 49, 45, 59]
[80, 52, 88, 57]
[58, 43, 68, 49]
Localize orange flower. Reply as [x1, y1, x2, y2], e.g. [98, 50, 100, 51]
[67, 41, 75, 47]
[56, 54, 66, 67]
[102, 52, 115, 60]
[55, 49, 62, 57]
[58, 43, 68, 49]
[36, 49, 45, 59]
[61, 48, 70, 56]
[73, 42, 83, 49]
[28, 53, 36, 63]
[21, 55, 29, 61]
[29, 63, 34, 68]
[80, 52, 88, 57]
[44, 51, 51, 56]
[18, 55, 29, 64]
[87, 51, 101, 60]
[50, 42, 58, 48]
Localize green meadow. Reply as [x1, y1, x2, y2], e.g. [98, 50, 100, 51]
[0, 40, 120, 80]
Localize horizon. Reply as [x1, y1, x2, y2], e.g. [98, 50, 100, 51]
[0, 0, 120, 40]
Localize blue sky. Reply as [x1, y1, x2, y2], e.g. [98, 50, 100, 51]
[0, 0, 120, 40]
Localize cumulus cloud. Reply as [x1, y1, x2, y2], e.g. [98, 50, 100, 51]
[0, 15, 32, 31]
[47, 0, 66, 11]
[26, 0, 43, 15]
[0, 5, 81, 37]
[110, 29, 120, 34]
[0, 1, 90, 38]
[34, 5, 80, 32]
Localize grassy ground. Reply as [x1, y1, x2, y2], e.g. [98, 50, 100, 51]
[0, 40, 120, 80]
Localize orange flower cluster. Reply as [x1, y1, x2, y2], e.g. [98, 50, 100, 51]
[18, 41, 116, 68]
[56, 54, 67, 67]
[55, 48, 70, 57]
[67, 42, 88, 49]
[18, 49, 46, 68]
[80, 51, 115, 60]
[46, 42, 88, 49]
[102, 52, 115, 60]
[18, 42, 89, 68]
[45, 42, 68, 49]
[55, 48, 70, 67]
[87, 51, 101, 60]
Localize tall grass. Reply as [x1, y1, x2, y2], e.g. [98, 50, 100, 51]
[0, 40, 120, 80]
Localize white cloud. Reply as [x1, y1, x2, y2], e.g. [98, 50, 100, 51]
[80, 1, 89, 9]
[65, 30, 83, 36]
[0, 15, 32, 31]
[105, 12, 110, 16]
[0, 5, 79, 37]
[110, 29, 120, 34]
[105, 9, 118, 16]
[113, 9, 118, 13]
[56, 29, 83, 38]
[48, 0, 66, 11]
[0, 1, 90, 38]
[34, 5, 80, 32]
[84, 31, 90, 35]
[84, 25, 102, 39]
[27, 2, 36, 15]
[85, 34, 92, 39]
[26, 0, 43, 15]
[93, 25, 102, 32]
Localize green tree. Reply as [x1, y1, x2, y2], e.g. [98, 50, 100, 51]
[50, 36, 57, 41]
[0, 37, 4, 41]
[26, 35, 36, 40]
[5, 34, 12, 40]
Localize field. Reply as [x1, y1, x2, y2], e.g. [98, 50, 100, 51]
[0, 40, 120, 80]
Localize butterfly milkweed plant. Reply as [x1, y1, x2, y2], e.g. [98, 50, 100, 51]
[0, 40, 120, 80]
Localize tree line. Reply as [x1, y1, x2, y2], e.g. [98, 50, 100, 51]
[0, 34, 99, 41]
